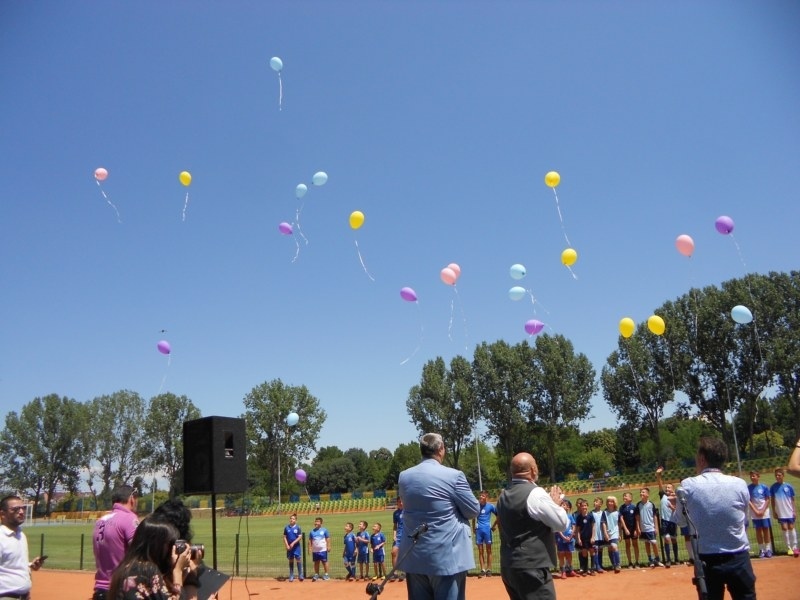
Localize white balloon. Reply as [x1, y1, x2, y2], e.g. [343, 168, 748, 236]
[312, 171, 328, 186]
[286, 412, 299, 426]
[270, 57, 283, 72]
[295, 183, 308, 199]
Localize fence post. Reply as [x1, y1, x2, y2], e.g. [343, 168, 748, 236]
[234, 533, 240, 576]
[80, 533, 85, 570]
[39, 533, 45, 559]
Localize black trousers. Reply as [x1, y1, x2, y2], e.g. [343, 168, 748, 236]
[699, 550, 756, 600]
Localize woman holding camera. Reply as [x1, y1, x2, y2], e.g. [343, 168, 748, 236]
[107, 517, 193, 599]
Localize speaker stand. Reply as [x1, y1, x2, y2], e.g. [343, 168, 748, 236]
[211, 492, 218, 570]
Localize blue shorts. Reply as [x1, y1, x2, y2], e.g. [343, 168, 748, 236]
[641, 531, 657, 543]
[476, 528, 493, 545]
[312, 551, 328, 563]
[344, 554, 355, 566]
[660, 521, 677, 537]
[556, 537, 575, 552]
[752, 518, 771, 529]
[680, 525, 690, 536]
[778, 517, 796, 525]
[287, 548, 301, 559]
[373, 551, 385, 563]
[357, 552, 370, 564]
[393, 540, 400, 548]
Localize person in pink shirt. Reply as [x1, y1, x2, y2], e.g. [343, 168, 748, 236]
[92, 485, 139, 600]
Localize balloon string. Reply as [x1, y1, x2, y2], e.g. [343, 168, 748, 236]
[551, 188, 572, 247]
[623, 340, 646, 407]
[182, 192, 190, 222]
[291, 235, 301, 263]
[294, 203, 309, 246]
[566, 265, 578, 280]
[96, 180, 122, 223]
[453, 286, 469, 353]
[447, 297, 455, 342]
[526, 289, 551, 316]
[729, 236, 766, 375]
[354, 240, 375, 281]
[157, 356, 171, 395]
[278, 72, 283, 111]
[400, 303, 424, 365]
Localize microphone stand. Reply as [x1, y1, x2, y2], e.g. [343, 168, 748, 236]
[678, 494, 708, 600]
[365, 523, 428, 599]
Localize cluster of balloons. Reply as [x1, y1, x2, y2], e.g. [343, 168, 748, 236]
[617, 315, 665, 337]
[277, 172, 328, 237]
[157, 340, 171, 355]
[440, 263, 461, 286]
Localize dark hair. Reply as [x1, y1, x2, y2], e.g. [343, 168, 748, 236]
[419, 433, 444, 458]
[152, 498, 193, 541]
[111, 485, 135, 505]
[0, 496, 21, 511]
[697, 437, 727, 469]
[108, 518, 179, 598]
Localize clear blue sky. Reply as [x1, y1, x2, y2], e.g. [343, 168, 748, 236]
[1, 1, 798, 456]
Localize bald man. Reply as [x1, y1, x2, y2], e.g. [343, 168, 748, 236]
[497, 453, 569, 600]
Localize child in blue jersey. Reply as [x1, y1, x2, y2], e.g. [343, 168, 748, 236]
[590, 497, 609, 573]
[356, 521, 371, 580]
[636, 487, 664, 567]
[770, 468, 798, 556]
[309, 517, 331, 581]
[472, 490, 498, 577]
[370, 522, 387, 580]
[573, 499, 596, 576]
[748, 470, 773, 558]
[605, 496, 622, 573]
[343, 522, 357, 581]
[619, 492, 641, 568]
[283, 513, 304, 581]
[555, 499, 576, 578]
[390, 497, 406, 582]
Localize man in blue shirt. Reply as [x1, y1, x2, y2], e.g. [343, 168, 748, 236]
[472, 490, 498, 577]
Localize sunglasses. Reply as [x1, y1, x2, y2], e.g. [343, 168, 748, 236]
[7, 506, 26, 512]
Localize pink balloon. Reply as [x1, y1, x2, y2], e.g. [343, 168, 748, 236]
[157, 340, 171, 355]
[675, 234, 694, 257]
[94, 167, 108, 181]
[278, 222, 293, 235]
[715, 215, 735, 235]
[524, 319, 544, 335]
[295, 469, 307, 483]
[447, 263, 461, 280]
[400, 287, 417, 302]
[440, 267, 457, 286]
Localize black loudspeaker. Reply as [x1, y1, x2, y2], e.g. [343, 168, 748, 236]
[183, 416, 247, 494]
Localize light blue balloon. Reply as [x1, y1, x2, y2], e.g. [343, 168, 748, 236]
[295, 183, 308, 199]
[508, 286, 526, 301]
[312, 171, 328, 186]
[286, 412, 299, 426]
[270, 56, 283, 72]
[510, 264, 526, 280]
[731, 305, 753, 324]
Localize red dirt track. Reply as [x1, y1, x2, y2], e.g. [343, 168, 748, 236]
[32, 557, 791, 599]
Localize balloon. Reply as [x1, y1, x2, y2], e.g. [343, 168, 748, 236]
[545, 171, 560, 188]
[675, 234, 695, 257]
[400, 287, 417, 302]
[561, 248, 577, 267]
[447, 263, 461, 280]
[295, 184, 308, 199]
[509, 264, 526, 280]
[508, 286, 526, 301]
[524, 319, 544, 335]
[731, 305, 753, 324]
[440, 267, 457, 286]
[619, 317, 635, 339]
[312, 171, 328, 186]
[295, 469, 307, 484]
[270, 56, 283, 72]
[157, 340, 171, 355]
[179, 171, 192, 186]
[279, 222, 293, 235]
[715, 215, 735, 235]
[94, 167, 108, 181]
[349, 210, 365, 230]
[647, 315, 666, 336]
[286, 412, 299, 426]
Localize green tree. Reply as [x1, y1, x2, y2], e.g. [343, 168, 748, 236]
[243, 379, 326, 500]
[366, 447, 393, 489]
[88, 390, 148, 503]
[0, 394, 89, 516]
[142, 393, 201, 497]
[343, 448, 370, 490]
[530, 334, 596, 481]
[307, 457, 359, 494]
[458, 439, 503, 490]
[406, 355, 476, 469]
[385, 441, 422, 489]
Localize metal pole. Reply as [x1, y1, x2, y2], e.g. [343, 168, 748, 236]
[278, 452, 282, 514]
[473, 408, 483, 491]
[211, 492, 218, 570]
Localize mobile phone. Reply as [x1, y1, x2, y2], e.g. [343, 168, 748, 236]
[39, 555, 48, 563]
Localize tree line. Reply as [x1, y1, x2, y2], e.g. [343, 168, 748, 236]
[2, 271, 797, 514]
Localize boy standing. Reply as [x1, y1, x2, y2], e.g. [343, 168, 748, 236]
[472, 491, 498, 577]
[390, 498, 406, 582]
[283, 513, 304, 581]
[343, 522, 357, 581]
[356, 521, 371, 580]
[656, 468, 678, 566]
[770, 468, 798, 556]
[605, 496, 622, 573]
[573, 499, 596, 576]
[636, 487, 665, 567]
[619, 492, 640, 568]
[555, 499, 576, 578]
[309, 517, 331, 581]
[370, 522, 387, 580]
[748, 470, 773, 558]
[590, 497, 609, 573]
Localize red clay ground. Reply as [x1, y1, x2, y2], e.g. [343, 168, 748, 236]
[32, 556, 793, 599]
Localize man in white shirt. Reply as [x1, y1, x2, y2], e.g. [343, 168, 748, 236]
[0, 495, 45, 600]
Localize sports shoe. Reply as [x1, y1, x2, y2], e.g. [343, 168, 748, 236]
[788, 549, 794, 556]
[758, 550, 766, 558]
[398, 575, 405, 582]
[765, 549, 773, 558]
[322, 574, 329, 580]
[565, 570, 577, 578]
[486, 570, 492, 577]
[288, 575, 295, 582]
[312, 574, 319, 582]
[654, 560, 665, 568]
[665, 561, 671, 569]
[588, 570, 596, 576]
[794, 547, 799, 557]
[596, 567, 605, 573]
[614, 566, 621, 573]
[478, 569, 486, 578]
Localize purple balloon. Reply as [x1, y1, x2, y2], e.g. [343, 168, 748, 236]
[714, 215, 734, 235]
[157, 340, 171, 355]
[400, 287, 417, 302]
[295, 469, 307, 484]
[524, 319, 544, 335]
[279, 222, 293, 235]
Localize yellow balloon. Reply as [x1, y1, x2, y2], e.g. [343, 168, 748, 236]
[647, 315, 666, 336]
[349, 210, 365, 230]
[619, 317, 635, 339]
[561, 248, 577, 267]
[179, 171, 192, 186]
[545, 171, 560, 188]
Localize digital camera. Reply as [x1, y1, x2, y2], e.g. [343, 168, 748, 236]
[175, 539, 205, 560]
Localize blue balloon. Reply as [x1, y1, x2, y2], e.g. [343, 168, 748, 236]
[295, 183, 308, 199]
[731, 305, 753, 324]
[508, 286, 526, 301]
[510, 264, 526, 280]
[270, 57, 283, 72]
[312, 171, 328, 186]
[286, 412, 299, 426]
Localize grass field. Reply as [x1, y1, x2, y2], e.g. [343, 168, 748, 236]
[27, 474, 800, 579]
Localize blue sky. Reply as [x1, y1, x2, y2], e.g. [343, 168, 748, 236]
[1, 1, 798, 457]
